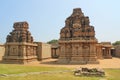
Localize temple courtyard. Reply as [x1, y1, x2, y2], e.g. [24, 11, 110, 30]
[0, 58, 120, 80]
[24, 57, 120, 68]
[0, 8, 120, 80]
[0, 57, 120, 68]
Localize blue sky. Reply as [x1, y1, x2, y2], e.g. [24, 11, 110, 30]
[0, 0, 120, 43]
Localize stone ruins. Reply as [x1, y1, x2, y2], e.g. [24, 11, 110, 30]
[58, 8, 112, 64]
[74, 67, 105, 76]
[1, 8, 114, 64]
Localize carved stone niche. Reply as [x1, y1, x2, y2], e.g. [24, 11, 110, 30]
[73, 23, 81, 29]
[82, 45, 90, 54]
[84, 17, 90, 26]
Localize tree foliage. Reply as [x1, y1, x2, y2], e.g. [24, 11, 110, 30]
[112, 41, 120, 46]
[47, 39, 58, 44]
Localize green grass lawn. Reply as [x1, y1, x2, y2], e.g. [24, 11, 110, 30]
[0, 73, 102, 80]
[105, 69, 120, 80]
[0, 64, 70, 74]
[0, 64, 120, 80]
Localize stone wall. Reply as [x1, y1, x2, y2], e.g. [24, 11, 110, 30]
[35, 42, 51, 60]
[96, 43, 103, 59]
[0, 44, 5, 60]
[114, 45, 120, 57]
[41, 43, 51, 59]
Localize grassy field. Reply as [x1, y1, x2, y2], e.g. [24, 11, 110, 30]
[0, 64, 71, 74]
[0, 64, 120, 80]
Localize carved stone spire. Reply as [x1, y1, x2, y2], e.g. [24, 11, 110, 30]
[6, 21, 33, 43]
[58, 8, 99, 64]
[60, 8, 95, 40]
[3, 21, 38, 64]
[71, 8, 84, 17]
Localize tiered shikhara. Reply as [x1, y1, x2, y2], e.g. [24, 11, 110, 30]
[6, 22, 33, 43]
[3, 22, 37, 64]
[59, 8, 99, 64]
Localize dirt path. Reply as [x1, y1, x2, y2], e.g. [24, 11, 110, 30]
[25, 57, 120, 69]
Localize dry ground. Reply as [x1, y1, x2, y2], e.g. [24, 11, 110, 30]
[0, 50, 120, 68]
[25, 57, 120, 69]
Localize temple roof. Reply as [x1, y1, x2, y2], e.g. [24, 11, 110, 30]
[71, 8, 84, 17]
[6, 21, 33, 43]
[60, 8, 96, 41]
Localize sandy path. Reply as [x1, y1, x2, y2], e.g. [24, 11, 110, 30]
[25, 57, 120, 69]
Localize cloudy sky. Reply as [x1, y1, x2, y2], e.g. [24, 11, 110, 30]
[0, 0, 120, 43]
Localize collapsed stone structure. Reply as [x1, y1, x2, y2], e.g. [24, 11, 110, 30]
[2, 22, 51, 64]
[74, 67, 105, 76]
[58, 8, 112, 64]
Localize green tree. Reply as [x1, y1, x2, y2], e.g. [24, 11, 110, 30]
[112, 41, 120, 46]
[47, 39, 58, 44]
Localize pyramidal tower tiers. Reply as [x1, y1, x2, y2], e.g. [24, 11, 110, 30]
[58, 8, 99, 64]
[3, 22, 38, 64]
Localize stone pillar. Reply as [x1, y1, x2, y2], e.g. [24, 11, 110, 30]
[103, 47, 112, 59]
[87, 43, 99, 64]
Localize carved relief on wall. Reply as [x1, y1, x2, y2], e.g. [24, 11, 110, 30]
[72, 44, 79, 55]
[26, 46, 31, 56]
[60, 33, 65, 38]
[60, 45, 65, 54]
[60, 27, 71, 38]
[73, 30, 80, 37]
[66, 44, 72, 54]
[82, 44, 90, 55]
[10, 46, 18, 56]
[73, 23, 81, 29]
[30, 46, 33, 56]
[33, 47, 37, 56]
[18, 46, 22, 56]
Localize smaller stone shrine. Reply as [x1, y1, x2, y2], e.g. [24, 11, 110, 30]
[2, 21, 38, 64]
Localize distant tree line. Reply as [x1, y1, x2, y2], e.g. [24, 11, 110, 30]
[112, 41, 120, 46]
[47, 40, 120, 46]
[47, 39, 58, 44]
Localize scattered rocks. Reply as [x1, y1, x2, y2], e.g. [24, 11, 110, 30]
[74, 67, 105, 77]
[0, 74, 8, 77]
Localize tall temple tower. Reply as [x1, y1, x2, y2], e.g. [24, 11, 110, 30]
[2, 22, 38, 64]
[58, 8, 99, 64]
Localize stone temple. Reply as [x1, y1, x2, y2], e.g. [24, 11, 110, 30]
[58, 8, 112, 64]
[2, 22, 38, 63]
[2, 8, 113, 64]
[2, 21, 51, 64]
